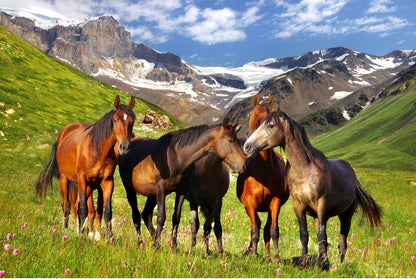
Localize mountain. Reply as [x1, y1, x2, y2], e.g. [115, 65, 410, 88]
[226, 48, 416, 139]
[1, 7, 415, 130]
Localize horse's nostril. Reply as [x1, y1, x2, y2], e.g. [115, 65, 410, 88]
[244, 143, 251, 154]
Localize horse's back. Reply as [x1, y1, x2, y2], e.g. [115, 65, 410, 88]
[327, 159, 357, 215]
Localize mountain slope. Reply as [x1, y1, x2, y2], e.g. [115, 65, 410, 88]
[312, 74, 416, 172]
[0, 24, 181, 175]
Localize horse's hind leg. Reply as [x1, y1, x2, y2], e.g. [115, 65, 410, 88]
[338, 204, 356, 263]
[263, 212, 272, 258]
[59, 176, 70, 229]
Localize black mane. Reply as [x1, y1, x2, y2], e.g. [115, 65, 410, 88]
[160, 124, 219, 148]
[87, 104, 135, 154]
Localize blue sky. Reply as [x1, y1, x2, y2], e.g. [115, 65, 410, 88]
[2, 0, 415, 67]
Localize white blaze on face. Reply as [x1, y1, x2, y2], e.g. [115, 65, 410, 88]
[123, 114, 128, 121]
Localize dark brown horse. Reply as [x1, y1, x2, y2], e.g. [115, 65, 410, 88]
[118, 120, 246, 247]
[244, 110, 383, 270]
[139, 152, 230, 253]
[236, 95, 288, 260]
[35, 95, 136, 241]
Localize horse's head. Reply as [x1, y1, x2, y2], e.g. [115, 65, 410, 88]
[215, 118, 246, 173]
[112, 95, 136, 155]
[248, 95, 274, 134]
[244, 110, 285, 156]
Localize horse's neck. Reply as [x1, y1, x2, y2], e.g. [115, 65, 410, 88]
[172, 128, 218, 173]
[284, 132, 312, 174]
[259, 149, 275, 162]
[91, 135, 117, 167]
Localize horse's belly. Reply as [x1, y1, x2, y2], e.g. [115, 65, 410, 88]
[131, 158, 157, 196]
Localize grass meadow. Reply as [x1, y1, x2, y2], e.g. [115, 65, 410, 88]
[1, 163, 416, 277]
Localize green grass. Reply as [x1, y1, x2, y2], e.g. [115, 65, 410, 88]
[1, 23, 416, 277]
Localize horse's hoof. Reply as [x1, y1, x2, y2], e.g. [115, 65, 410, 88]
[94, 232, 102, 241]
[88, 232, 94, 239]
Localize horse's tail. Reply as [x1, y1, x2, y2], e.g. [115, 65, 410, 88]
[35, 141, 59, 198]
[355, 180, 383, 228]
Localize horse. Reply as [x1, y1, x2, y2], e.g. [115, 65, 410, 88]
[118, 119, 246, 248]
[244, 110, 383, 270]
[35, 95, 136, 241]
[140, 152, 230, 253]
[236, 95, 289, 260]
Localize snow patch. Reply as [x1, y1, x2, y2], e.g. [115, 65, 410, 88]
[342, 110, 351, 120]
[330, 91, 353, 100]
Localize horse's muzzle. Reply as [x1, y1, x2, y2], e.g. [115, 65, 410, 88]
[119, 142, 130, 156]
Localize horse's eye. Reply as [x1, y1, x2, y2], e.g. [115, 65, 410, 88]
[229, 139, 233, 143]
[269, 122, 275, 128]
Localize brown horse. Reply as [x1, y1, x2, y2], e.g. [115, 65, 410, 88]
[236, 95, 288, 260]
[35, 95, 136, 241]
[118, 119, 246, 247]
[244, 110, 383, 270]
[139, 152, 230, 253]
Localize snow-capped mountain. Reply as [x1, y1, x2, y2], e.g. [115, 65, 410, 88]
[1, 7, 415, 128]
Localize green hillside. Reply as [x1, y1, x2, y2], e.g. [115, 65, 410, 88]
[0, 24, 183, 175]
[312, 85, 416, 172]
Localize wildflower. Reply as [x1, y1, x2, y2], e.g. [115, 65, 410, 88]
[411, 255, 415, 261]
[23, 222, 27, 228]
[21, 225, 25, 231]
[41, 225, 46, 230]
[224, 263, 229, 268]
[332, 264, 337, 271]
[65, 269, 70, 275]
[276, 268, 281, 276]
[13, 249, 19, 256]
[166, 238, 171, 244]
[0, 270, 5, 277]
[187, 262, 192, 267]
[4, 244, 11, 251]
[62, 236, 69, 242]
[6, 233, 13, 241]
[405, 242, 409, 247]
[351, 234, 356, 240]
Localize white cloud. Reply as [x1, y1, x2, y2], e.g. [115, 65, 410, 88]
[367, 0, 396, 14]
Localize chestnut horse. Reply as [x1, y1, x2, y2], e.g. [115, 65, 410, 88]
[118, 120, 246, 247]
[236, 95, 288, 260]
[141, 152, 230, 253]
[35, 95, 136, 241]
[244, 110, 382, 270]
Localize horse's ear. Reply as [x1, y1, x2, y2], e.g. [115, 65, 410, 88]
[253, 95, 259, 106]
[268, 97, 274, 107]
[128, 96, 135, 109]
[114, 95, 121, 109]
[234, 123, 241, 134]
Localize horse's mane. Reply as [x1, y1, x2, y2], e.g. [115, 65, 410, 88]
[161, 124, 220, 148]
[87, 104, 136, 153]
[269, 111, 325, 163]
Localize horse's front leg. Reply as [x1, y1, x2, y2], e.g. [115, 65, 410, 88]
[171, 193, 185, 250]
[101, 178, 114, 243]
[316, 215, 329, 270]
[269, 199, 283, 262]
[124, 185, 143, 246]
[294, 204, 309, 268]
[155, 181, 167, 248]
[142, 196, 157, 240]
[246, 207, 261, 255]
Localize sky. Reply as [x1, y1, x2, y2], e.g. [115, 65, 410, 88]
[1, 0, 415, 67]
